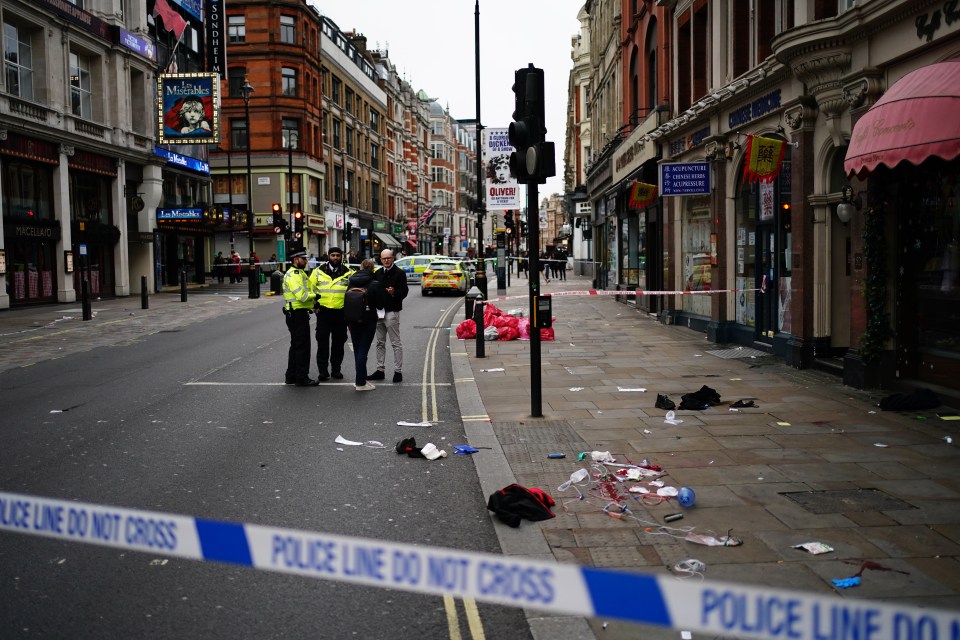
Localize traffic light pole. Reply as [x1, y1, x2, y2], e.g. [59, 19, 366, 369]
[528, 183, 542, 417]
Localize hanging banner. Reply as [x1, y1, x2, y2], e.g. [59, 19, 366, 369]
[742, 135, 786, 183]
[157, 73, 220, 145]
[628, 182, 658, 209]
[483, 128, 520, 210]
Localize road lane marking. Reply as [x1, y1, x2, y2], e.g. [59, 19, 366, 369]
[184, 382, 451, 386]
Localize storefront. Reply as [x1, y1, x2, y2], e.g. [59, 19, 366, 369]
[845, 60, 960, 392]
[69, 150, 119, 298]
[1, 135, 59, 305]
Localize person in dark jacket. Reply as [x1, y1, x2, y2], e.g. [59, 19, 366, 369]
[368, 249, 409, 383]
[346, 259, 386, 391]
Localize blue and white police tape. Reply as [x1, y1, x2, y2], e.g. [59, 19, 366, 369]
[2, 490, 958, 639]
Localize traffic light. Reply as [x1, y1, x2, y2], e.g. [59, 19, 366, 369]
[293, 210, 304, 240]
[272, 203, 283, 233]
[508, 64, 556, 184]
[519, 219, 528, 236]
[346, 221, 353, 235]
[504, 211, 514, 229]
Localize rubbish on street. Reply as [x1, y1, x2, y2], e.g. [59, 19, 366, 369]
[335, 435, 386, 448]
[664, 410, 684, 425]
[793, 542, 834, 555]
[679, 385, 721, 410]
[873, 443, 889, 447]
[655, 394, 676, 410]
[547, 453, 566, 459]
[832, 577, 861, 589]
[479, 368, 505, 372]
[617, 386, 647, 392]
[397, 421, 432, 427]
[673, 558, 705, 578]
[420, 443, 447, 460]
[878, 387, 940, 411]
[335, 435, 363, 446]
[684, 531, 743, 547]
[453, 445, 479, 455]
[487, 484, 556, 528]
[395, 437, 425, 458]
[677, 487, 696, 507]
[730, 399, 758, 408]
[664, 513, 684, 523]
[569, 387, 584, 391]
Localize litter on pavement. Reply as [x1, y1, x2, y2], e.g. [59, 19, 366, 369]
[397, 421, 432, 427]
[487, 484, 556, 528]
[793, 542, 834, 555]
[334, 435, 386, 448]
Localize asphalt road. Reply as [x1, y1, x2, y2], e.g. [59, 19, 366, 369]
[0, 290, 534, 640]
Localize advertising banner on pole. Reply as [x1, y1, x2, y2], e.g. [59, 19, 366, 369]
[483, 128, 520, 210]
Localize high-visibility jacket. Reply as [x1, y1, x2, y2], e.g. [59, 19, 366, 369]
[310, 265, 354, 310]
[282, 267, 316, 310]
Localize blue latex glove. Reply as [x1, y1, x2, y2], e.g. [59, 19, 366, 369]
[832, 577, 861, 589]
[453, 445, 479, 455]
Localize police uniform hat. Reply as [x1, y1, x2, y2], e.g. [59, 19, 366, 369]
[288, 247, 308, 259]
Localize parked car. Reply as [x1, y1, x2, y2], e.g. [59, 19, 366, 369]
[395, 255, 443, 284]
[422, 260, 471, 295]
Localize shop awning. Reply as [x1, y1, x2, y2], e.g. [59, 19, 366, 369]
[372, 231, 401, 248]
[845, 60, 960, 178]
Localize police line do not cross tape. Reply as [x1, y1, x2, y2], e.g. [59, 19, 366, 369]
[2, 490, 958, 639]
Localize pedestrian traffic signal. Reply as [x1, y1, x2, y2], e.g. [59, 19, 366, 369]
[293, 210, 304, 240]
[508, 64, 555, 184]
[504, 211, 514, 229]
[519, 219, 528, 236]
[272, 203, 283, 233]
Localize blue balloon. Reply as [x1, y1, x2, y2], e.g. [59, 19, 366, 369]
[678, 487, 696, 508]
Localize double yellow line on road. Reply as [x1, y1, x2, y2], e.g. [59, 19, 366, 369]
[422, 300, 486, 640]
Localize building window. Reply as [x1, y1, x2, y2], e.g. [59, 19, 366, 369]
[228, 15, 245, 43]
[69, 52, 92, 119]
[282, 119, 299, 148]
[281, 67, 297, 97]
[231, 118, 248, 149]
[346, 126, 354, 155]
[228, 67, 245, 97]
[371, 143, 379, 171]
[334, 165, 343, 203]
[371, 180, 380, 214]
[345, 88, 354, 114]
[331, 76, 342, 105]
[4, 22, 33, 100]
[347, 171, 354, 206]
[332, 118, 341, 149]
[280, 15, 296, 44]
[370, 109, 380, 133]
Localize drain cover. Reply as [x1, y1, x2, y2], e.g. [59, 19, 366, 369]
[706, 347, 770, 359]
[780, 489, 914, 514]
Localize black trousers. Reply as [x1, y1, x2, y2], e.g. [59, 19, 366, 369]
[285, 309, 311, 382]
[315, 307, 347, 374]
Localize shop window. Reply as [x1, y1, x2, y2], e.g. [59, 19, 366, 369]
[682, 196, 712, 317]
[4, 21, 34, 100]
[3, 160, 52, 219]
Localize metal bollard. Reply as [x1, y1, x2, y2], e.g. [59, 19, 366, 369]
[474, 300, 485, 359]
[465, 286, 483, 322]
[180, 269, 187, 302]
[81, 279, 92, 321]
[248, 267, 260, 299]
[141, 275, 149, 309]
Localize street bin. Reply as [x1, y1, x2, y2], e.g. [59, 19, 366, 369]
[271, 270, 283, 295]
[465, 286, 483, 322]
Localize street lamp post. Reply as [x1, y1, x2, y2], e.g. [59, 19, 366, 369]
[287, 130, 298, 245]
[473, 0, 487, 297]
[240, 76, 255, 255]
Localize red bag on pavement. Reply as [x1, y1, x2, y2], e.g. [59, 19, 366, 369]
[498, 326, 520, 341]
[518, 317, 531, 340]
[456, 319, 476, 339]
[540, 327, 555, 341]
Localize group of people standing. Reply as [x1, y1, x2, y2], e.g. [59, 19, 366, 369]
[281, 246, 408, 391]
[515, 248, 567, 282]
[213, 250, 244, 284]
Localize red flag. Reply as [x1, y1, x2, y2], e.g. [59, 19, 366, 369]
[742, 135, 786, 183]
[152, 0, 188, 39]
[628, 182, 658, 209]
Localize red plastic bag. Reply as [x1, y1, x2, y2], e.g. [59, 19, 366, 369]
[540, 327, 555, 341]
[518, 317, 531, 340]
[498, 326, 520, 341]
[456, 319, 476, 339]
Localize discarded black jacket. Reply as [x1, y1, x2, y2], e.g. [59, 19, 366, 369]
[878, 388, 940, 411]
[679, 385, 722, 410]
[487, 484, 556, 528]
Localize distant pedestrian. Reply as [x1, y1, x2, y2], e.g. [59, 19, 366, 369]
[214, 251, 227, 283]
[309, 247, 354, 381]
[346, 259, 385, 391]
[282, 247, 319, 386]
[368, 249, 409, 383]
[230, 251, 242, 283]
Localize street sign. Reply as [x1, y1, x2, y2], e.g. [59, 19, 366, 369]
[359, 228, 368, 238]
[660, 162, 711, 196]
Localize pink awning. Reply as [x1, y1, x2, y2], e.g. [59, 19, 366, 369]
[845, 60, 960, 178]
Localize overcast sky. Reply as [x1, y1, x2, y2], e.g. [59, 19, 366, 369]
[311, 0, 586, 199]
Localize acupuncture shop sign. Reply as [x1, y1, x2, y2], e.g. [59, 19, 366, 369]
[659, 162, 711, 197]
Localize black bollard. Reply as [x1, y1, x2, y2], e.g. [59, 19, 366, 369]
[141, 275, 149, 309]
[474, 300, 485, 359]
[81, 279, 92, 321]
[248, 266, 260, 299]
[180, 269, 187, 302]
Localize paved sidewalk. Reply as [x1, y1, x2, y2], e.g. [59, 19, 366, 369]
[450, 268, 960, 639]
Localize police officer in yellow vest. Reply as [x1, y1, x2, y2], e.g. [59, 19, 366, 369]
[309, 246, 354, 380]
[283, 247, 319, 386]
